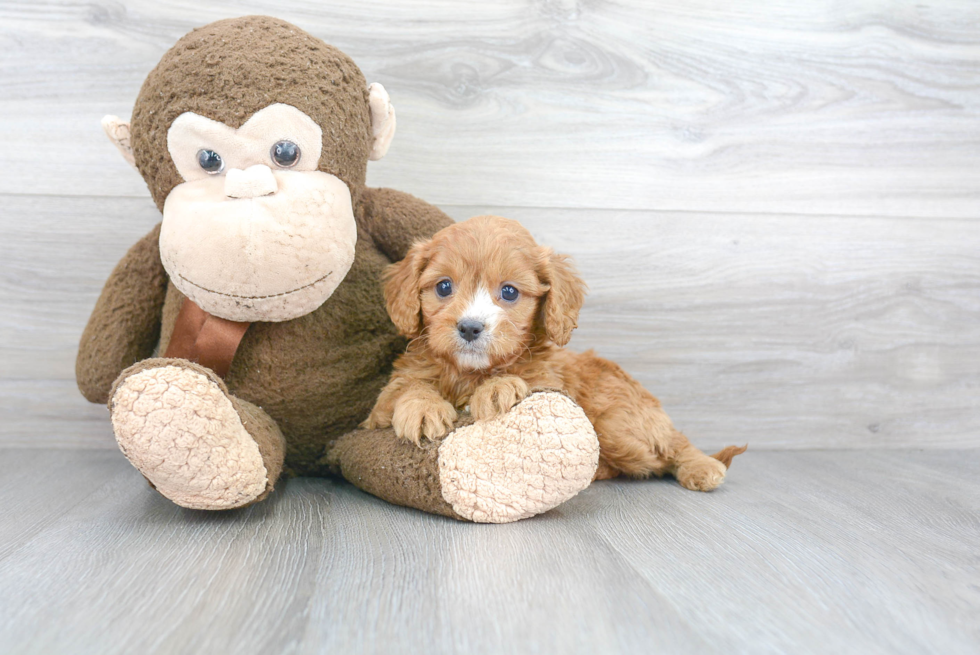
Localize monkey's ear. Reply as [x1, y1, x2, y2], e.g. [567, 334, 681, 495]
[102, 115, 137, 170]
[383, 240, 430, 338]
[367, 83, 397, 161]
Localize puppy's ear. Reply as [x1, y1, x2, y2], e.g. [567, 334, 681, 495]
[537, 248, 587, 346]
[384, 240, 430, 338]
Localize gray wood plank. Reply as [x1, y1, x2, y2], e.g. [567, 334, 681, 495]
[0, 451, 707, 655]
[0, 449, 126, 559]
[1, 1, 978, 216]
[3, 194, 977, 449]
[0, 449, 977, 655]
[582, 449, 980, 655]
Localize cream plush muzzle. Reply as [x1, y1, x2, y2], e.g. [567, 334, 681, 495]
[160, 171, 356, 322]
[159, 103, 357, 322]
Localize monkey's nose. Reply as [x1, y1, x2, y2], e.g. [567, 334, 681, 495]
[457, 319, 484, 343]
[224, 164, 278, 199]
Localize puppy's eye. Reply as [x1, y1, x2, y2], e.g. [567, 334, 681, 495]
[500, 285, 519, 302]
[435, 279, 453, 298]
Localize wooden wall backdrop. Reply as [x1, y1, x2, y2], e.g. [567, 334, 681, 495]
[1, 0, 978, 450]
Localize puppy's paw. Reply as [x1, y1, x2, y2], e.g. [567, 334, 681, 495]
[470, 376, 530, 421]
[675, 456, 727, 492]
[360, 406, 392, 430]
[392, 397, 458, 446]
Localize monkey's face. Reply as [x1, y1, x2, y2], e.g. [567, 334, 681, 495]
[158, 104, 357, 322]
[104, 18, 399, 322]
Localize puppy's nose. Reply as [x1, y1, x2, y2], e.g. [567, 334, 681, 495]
[457, 319, 484, 343]
[225, 164, 278, 199]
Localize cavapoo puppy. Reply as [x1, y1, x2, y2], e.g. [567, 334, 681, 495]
[364, 215, 745, 490]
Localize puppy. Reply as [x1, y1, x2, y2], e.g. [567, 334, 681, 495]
[364, 215, 746, 490]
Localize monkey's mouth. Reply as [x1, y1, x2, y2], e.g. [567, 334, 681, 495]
[176, 271, 333, 301]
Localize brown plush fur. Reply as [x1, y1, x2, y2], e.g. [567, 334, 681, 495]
[76, 16, 454, 476]
[365, 216, 746, 490]
[76, 223, 169, 402]
[323, 418, 474, 521]
[78, 195, 451, 476]
[131, 16, 374, 211]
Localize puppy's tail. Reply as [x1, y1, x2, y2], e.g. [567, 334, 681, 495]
[710, 444, 748, 469]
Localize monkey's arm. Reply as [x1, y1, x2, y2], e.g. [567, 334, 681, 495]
[359, 187, 454, 261]
[76, 223, 170, 404]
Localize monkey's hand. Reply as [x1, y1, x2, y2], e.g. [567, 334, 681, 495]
[470, 375, 530, 421]
[77, 224, 169, 404]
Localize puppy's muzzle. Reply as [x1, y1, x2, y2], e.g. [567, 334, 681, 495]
[457, 319, 484, 343]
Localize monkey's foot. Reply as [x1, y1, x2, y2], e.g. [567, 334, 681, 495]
[109, 361, 269, 510]
[437, 391, 600, 523]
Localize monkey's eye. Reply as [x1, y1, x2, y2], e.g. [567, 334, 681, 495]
[435, 279, 453, 298]
[271, 140, 301, 168]
[197, 149, 224, 175]
[500, 285, 519, 302]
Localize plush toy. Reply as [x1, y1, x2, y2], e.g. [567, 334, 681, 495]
[76, 15, 599, 523]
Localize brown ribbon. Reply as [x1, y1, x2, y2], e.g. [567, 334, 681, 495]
[164, 298, 251, 378]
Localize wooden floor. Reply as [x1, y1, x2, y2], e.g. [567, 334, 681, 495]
[0, 448, 977, 655]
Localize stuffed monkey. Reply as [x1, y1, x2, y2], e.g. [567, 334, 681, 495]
[77, 16, 599, 523]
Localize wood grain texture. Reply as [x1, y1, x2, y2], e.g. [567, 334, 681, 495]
[0, 193, 160, 448]
[0, 0, 978, 216]
[0, 448, 977, 655]
[3, 194, 977, 449]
